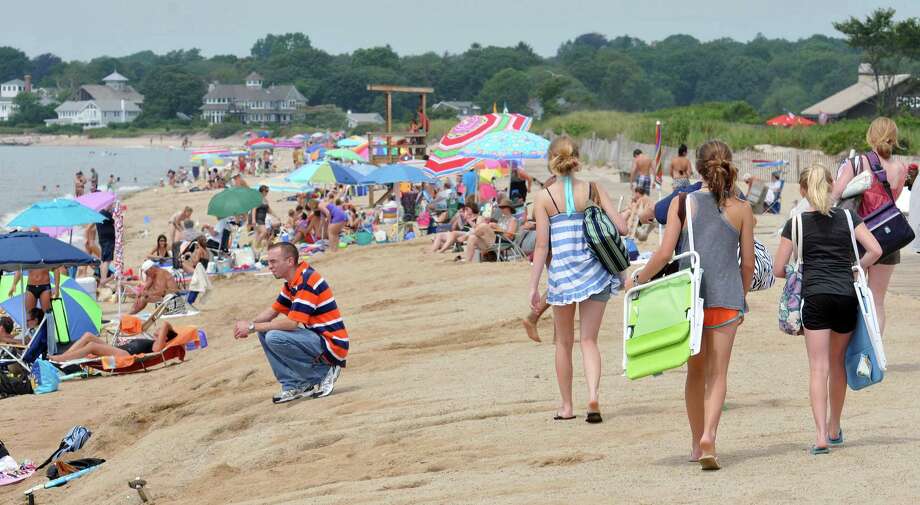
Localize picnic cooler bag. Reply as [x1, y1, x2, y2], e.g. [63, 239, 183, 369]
[583, 182, 630, 274]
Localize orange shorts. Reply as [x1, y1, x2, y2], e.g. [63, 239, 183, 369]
[702, 307, 743, 329]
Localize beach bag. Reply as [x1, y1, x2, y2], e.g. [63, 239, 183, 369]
[858, 152, 915, 257]
[739, 238, 775, 291]
[36, 426, 92, 470]
[0, 372, 33, 397]
[30, 359, 60, 395]
[583, 182, 630, 273]
[836, 155, 869, 214]
[843, 210, 886, 390]
[623, 195, 703, 380]
[778, 214, 804, 335]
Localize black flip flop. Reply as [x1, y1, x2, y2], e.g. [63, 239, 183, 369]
[553, 414, 576, 420]
[585, 412, 603, 424]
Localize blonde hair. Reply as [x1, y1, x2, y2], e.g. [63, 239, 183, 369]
[696, 140, 738, 208]
[866, 117, 899, 159]
[548, 136, 580, 177]
[799, 164, 833, 215]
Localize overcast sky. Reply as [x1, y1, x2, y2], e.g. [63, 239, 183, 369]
[4, 0, 919, 60]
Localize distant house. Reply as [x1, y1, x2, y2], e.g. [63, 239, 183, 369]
[346, 111, 385, 129]
[801, 63, 919, 121]
[47, 71, 144, 127]
[0, 75, 53, 121]
[431, 100, 481, 118]
[201, 72, 307, 124]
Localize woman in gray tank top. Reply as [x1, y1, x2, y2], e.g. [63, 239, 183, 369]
[632, 140, 755, 471]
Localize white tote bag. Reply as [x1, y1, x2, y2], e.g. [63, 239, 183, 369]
[844, 210, 886, 369]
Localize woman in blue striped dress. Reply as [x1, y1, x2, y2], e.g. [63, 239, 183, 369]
[528, 136, 628, 423]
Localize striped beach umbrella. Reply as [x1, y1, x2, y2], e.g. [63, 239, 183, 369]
[425, 113, 532, 177]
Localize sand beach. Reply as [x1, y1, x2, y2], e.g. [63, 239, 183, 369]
[1, 162, 919, 505]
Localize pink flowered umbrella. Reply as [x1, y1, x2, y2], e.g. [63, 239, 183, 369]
[113, 200, 125, 316]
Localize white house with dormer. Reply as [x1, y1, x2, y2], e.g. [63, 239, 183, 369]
[47, 70, 144, 128]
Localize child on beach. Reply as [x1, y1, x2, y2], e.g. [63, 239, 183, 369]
[774, 165, 881, 455]
[528, 136, 627, 423]
[632, 140, 754, 470]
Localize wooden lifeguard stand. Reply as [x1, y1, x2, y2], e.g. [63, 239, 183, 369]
[365, 84, 433, 165]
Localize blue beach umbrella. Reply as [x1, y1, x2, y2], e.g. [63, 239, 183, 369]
[458, 130, 550, 160]
[365, 163, 435, 185]
[8, 199, 105, 228]
[0, 231, 99, 271]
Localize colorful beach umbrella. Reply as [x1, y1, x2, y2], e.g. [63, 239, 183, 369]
[207, 187, 264, 219]
[274, 139, 304, 149]
[336, 137, 363, 148]
[458, 130, 549, 160]
[285, 161, 366, 185]
[365, 164, 434, 185]
[8, 199, 105, 229]
[325, 148, 365, 162]
[0, 274, 101, 337]
[246, 138, 276, 149]
[425, 113, 532, 177]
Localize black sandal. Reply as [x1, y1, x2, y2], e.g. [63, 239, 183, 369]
[585, 412, 603, 424]
[553, 414, 576, 421]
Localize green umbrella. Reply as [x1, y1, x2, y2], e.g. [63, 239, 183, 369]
[325, 149, 365, 162]
[1, 273, 101, 336]
[207, 187, 264, 218]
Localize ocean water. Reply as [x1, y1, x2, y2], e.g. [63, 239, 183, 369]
[0, 145, 191, 227]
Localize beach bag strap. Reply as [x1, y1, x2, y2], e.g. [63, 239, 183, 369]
[684, 193, 695, 253]
[791, 212, 803, 267]
[843, 209, 860, 269]
[865, 151, 896, 203]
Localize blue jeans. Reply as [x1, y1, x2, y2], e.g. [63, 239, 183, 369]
[258, 328, 330, 390]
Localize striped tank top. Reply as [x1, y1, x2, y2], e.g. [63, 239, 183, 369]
[545, 178, 620, 305]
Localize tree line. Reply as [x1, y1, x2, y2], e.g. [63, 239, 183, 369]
[1, 8, 918, 127]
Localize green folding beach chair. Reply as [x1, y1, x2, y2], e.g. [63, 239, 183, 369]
[622, 195, 703, 380]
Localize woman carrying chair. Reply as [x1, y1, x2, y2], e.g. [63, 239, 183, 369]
[632, 140, 755, 470]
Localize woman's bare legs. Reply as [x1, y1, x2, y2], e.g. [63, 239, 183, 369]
[697, 320, 739, 462]
[686, 337, 707, 461]
[328, 222, 345, 252]
[867, 263, 894, 334]
[827, 329, 852, 441]
[578, 299, 607, 409]
[50, 334, 129, 361]
[804, 328, 831, 449]
[553, 303, 576, 418]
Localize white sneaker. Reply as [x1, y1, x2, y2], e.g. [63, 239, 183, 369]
[313, 366, 341, 398]
[272, 385, 314, 404]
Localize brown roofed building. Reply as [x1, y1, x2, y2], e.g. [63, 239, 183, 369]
[801, 64, 919, 122]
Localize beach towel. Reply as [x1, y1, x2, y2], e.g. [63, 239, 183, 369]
[37, 426, 91, 470]
[0, 463, 36, 487]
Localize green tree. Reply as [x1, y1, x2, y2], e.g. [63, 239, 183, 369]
[352, 46, 401, 70]
[0, 46, 29, 81]
[477, 68, 532, 113]
[29, 53, 63, 84]
[834, 8, 906, 115]
[9, 92, 56, 126]
[251, 33, 313, 60]
[137, 66, 206, 121]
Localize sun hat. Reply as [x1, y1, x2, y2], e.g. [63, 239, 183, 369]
[140, 260, 155, 273]
[498, 198, 514, 209]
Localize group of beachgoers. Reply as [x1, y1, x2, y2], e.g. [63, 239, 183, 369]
[523, 117, 914, 471]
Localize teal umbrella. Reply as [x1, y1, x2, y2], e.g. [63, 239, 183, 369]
[8, 199, 104, 228]
[207, 187, 264, 218]
[458, 130, 549, 160]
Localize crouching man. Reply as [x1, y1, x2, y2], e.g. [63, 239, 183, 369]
[234, 242, 347, 404]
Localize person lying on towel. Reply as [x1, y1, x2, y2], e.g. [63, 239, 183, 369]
[49, 323, 179, 362]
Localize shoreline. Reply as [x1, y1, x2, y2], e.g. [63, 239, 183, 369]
[0, 132, 246, 150]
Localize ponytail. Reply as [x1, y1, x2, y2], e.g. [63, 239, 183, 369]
[696, 140, 737, 207]
[799, 164, 833, 216]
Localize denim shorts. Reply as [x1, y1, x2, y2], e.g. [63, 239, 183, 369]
[588, 286, 611, 303]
